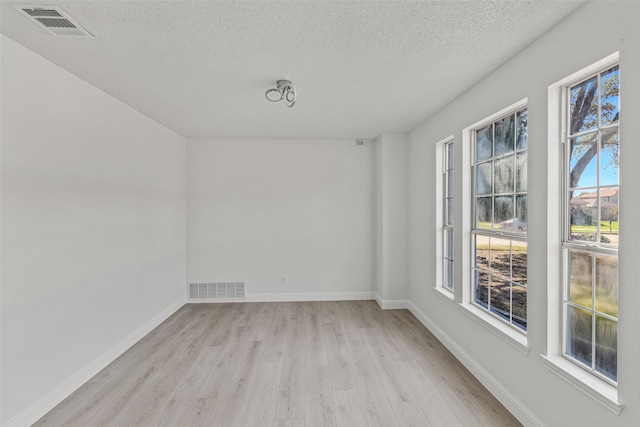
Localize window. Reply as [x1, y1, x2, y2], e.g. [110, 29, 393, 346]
[443, 140, 454, 291]
[563, 65, 619, 384]
[542, 53, 621, 411]
[472, 107, 528, 332]
[436, 137, 454, 296]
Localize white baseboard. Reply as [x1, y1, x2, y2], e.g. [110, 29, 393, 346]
[373, 293, 409, 310]
[248, 291, 375, 302]
[188, 291, 375, 303]
[3, 297, 186, 427]
[406, 301, 544, 427]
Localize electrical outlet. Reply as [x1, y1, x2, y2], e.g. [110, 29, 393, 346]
[281, 276, 288, 286]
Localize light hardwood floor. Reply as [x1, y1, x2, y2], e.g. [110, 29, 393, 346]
[34, 301, 522, 427]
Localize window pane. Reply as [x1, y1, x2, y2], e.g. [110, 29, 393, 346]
[569, 251, 593, 309]
[445, 228, 453, 260]
[570, 75, 598, 134]
[600, 129, 619, 186]
[474, 270, 489, 308]
[494, 115, 515, 157]
[446, 170, 454, 197]
[512, 240, 527, 286]
[595, 254, 618, 317]
[569, 134, 597, 188]
[570, 189, 597, 242]
[567, 305, 593, 366]
[476, 197, 492, 230]
[476, 125, 492, 162]
[512, 285, 527, 330]
[490, 238, 511, 280]
[475, 235, 489, 271]
[447, 142, 454, 169]
[444, 259, 454, 290]
[595, 315, 617, 381]
[516, 109, 528, 150]
[475, 161, 492, 195]
[516, 195, 527, 233]
[516, 152, 527, 192]
[600, 66, 619, 127]
[490, 278, 510, 322]
[599, 194, 618, 247]
[447, 198, 454, 225]
[494, 195, 513, 227]
[494, 155, 514, 194]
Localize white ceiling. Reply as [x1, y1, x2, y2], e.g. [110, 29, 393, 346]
[1, 1, 585, 140]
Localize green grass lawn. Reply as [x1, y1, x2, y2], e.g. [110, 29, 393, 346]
[478, 221, 619, 233]
[475, 244, 527, 251]
[569, 292, 618, 318]
[571, 221, 619, 234]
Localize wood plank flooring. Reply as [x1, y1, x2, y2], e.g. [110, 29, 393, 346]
[34, 301, 522, 427]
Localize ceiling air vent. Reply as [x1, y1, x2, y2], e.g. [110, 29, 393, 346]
[14, 5, 94, 38]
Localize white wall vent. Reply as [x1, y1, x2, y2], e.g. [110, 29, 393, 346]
[355, 139, 367, 146]
[13, 5, 94, 38]
[188, 282, 245, 300]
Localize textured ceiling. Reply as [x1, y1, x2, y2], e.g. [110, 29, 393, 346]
[1, 1, 585, 139]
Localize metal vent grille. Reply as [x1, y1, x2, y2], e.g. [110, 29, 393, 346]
[14, 5, 94, 38]
[188, 282, 245, 300]
[36, 17, 75, 28]
[24, 8, 62, 17]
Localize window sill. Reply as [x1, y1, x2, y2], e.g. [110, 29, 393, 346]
[540, 355, 622, 415]
[459, 303, 529, 355]
[433, 286, 454, 303]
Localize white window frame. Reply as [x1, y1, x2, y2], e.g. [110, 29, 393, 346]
[562, 64, 619, 385]
[541, 52, 622, 414]
[460, 99, 529, 353]
[435, 136, 455, 300]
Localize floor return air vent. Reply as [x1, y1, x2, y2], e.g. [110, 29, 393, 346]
[188, 282, 245, 300]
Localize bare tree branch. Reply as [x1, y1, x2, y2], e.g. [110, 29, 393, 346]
[571, 82, 597, 134]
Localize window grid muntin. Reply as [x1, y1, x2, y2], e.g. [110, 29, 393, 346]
[443, 226, 454, 291]
[562, 64, 619, 385]
[474, 117, 528, 234]
[471, 107, 528, 333]
[563, 248, 618, 386]
[472, 232, 527, 330]
[443, 140, 454, 291]
[566, 124, 619, 247]
[444, 140, 454, 226]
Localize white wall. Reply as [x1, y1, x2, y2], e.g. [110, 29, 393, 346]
[0, 35, 187, 425]
[373, 134, 409, 304]
[408, 2, 640, 426]
[187, 138, 372, 299]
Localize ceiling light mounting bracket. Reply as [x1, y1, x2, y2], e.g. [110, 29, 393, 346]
[265, 80, 297, 107]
